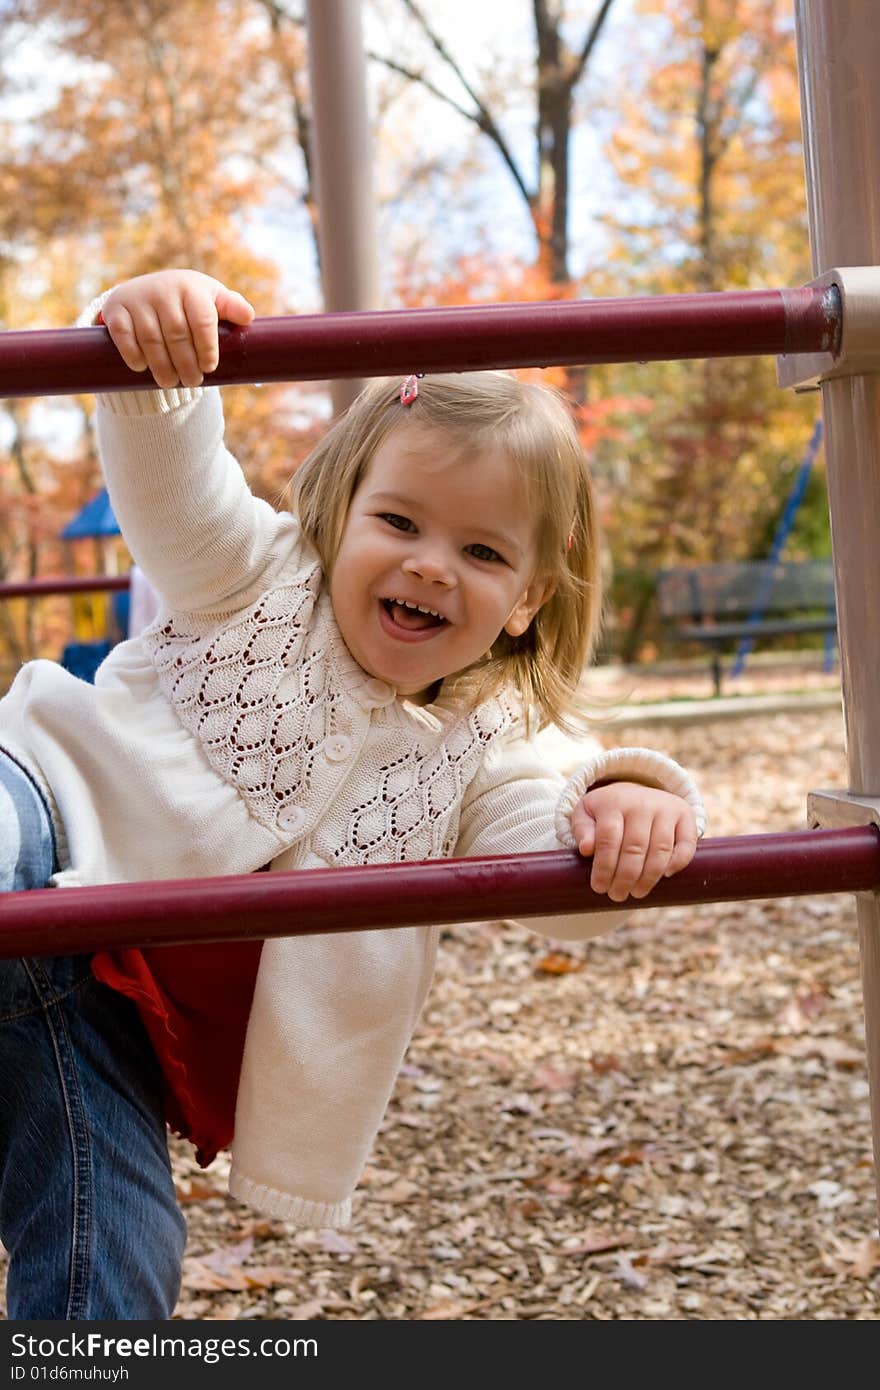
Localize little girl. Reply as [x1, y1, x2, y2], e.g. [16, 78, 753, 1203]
[0, 270, 705, 1319]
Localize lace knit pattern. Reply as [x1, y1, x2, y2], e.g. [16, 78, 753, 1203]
[312, 695, 520, 866]
[143, 574, 336, 834]
[143, 575, 522, 856]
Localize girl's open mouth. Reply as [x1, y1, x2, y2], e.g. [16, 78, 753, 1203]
[380, 598, 448, 638]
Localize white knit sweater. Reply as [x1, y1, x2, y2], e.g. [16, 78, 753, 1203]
[0, 381, 705, 1226]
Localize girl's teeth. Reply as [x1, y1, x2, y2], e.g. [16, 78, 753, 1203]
[395, 599, 440, 618]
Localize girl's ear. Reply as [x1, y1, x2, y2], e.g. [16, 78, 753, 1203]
[503, 577, 555, 638]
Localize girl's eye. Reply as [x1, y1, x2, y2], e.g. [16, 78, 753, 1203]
[380, 513, 415, 532]
[466, 543, 503, 563]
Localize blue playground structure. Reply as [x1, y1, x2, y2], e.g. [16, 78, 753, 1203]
[59, 488, 128, 681]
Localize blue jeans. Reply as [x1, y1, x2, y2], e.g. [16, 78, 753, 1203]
[0, 751, 186, 1319]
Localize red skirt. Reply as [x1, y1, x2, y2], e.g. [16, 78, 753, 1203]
[91, 940, 263, 1165]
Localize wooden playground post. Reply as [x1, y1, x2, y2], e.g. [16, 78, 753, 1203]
[795, 0, 880, 1227]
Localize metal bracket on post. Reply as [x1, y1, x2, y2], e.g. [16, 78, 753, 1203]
[808, 789, 880, 831]
[777, 266, 880, 391]
[808, 790, 880, 901]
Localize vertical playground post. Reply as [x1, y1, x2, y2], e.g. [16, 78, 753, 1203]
[305, 0, 381, 414]
[795, 0, 880, 1225]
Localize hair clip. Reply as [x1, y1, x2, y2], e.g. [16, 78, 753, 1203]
[566, 532, 574, 551]
[400, 373, 424, 406]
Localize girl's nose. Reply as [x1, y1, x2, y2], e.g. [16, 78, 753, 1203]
[401, 547, 456, 586]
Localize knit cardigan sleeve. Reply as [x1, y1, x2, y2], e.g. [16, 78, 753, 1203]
[455, 732, 706, 942]
[79, 294, 300, 614]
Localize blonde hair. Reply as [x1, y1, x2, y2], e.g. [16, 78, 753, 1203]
[291, 372, 603, 732]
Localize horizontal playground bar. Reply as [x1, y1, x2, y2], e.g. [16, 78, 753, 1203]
[1, 826, 876, 959]
[0, 286, 841, 399]
[0, 575, 131, 600]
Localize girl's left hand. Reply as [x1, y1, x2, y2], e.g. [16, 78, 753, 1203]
[570, 781, 699, 902]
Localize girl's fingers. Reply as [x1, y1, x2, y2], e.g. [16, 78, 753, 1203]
[214, 286, 256, 328]
[156, 298, 212, 387]
[106, 300, 187, 389]
[627, 818, 679, 898]
[181, 285, 225, 375]
[571, 803, 595, 856]
[664, 821, 699, 877]
[587, 810, 625, 897]
[145, 307, 200, 389]
[100, 304, 149, 373]
[600, 810, 656, 901]
[127, 305, 183, 389]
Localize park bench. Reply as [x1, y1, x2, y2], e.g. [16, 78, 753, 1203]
[654, 558, 837, 695]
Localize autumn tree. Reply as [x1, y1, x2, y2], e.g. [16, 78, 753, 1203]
[582, 0, 822, 657]
[0, 0, 327, 664]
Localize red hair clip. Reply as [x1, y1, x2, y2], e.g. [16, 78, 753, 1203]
[400, 373, 424, 406]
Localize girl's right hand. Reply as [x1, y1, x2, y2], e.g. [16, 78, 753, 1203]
[100, 270, 256, 390]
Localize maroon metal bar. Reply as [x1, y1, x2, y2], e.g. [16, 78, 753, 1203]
[0, 286, 841, 400]
[0, 575, 130, 600]
[1, 826, 876, 960]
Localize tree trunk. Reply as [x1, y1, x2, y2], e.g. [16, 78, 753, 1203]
[534, 1, 572, 284]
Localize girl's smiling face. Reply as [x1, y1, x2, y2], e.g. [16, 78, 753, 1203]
[329, 424, 552, 702]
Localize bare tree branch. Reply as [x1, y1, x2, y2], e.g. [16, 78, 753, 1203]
[569, 0, 617, 87]
[373, 51, 534, 210]
[395, 0, 533, 210]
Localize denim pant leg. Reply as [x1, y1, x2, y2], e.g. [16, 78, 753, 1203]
[0, 752, 186, 1319]
[0, 749, 55, 894]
